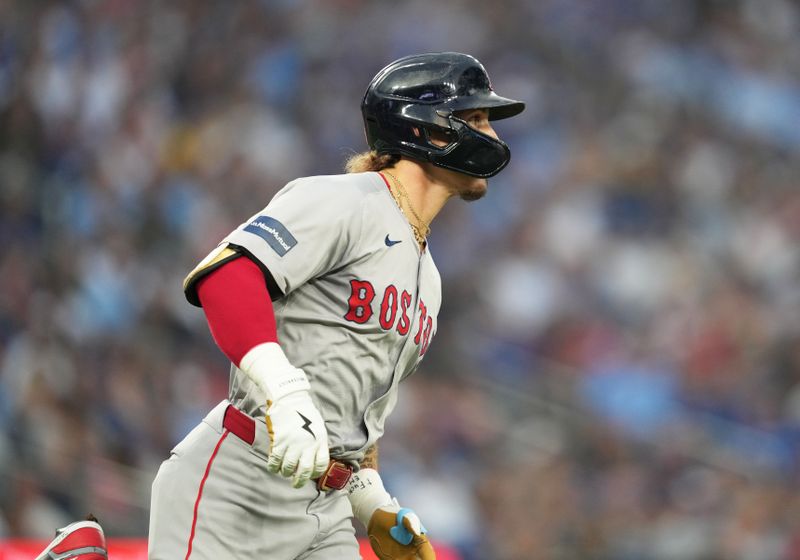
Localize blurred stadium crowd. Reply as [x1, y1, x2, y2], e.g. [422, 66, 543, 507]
[1, 0, 799, 558]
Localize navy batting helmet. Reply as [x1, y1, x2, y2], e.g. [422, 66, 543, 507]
[361, 52, 525, 178]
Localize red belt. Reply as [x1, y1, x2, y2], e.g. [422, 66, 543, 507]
[222, 404, 353, 491]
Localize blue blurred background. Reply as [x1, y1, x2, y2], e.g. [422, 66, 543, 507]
[1, 1, 799, 558]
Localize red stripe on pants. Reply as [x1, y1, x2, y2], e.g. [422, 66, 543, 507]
[185, 430, 230, 560]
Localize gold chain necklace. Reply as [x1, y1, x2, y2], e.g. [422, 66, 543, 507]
[383, 170, 431, 246]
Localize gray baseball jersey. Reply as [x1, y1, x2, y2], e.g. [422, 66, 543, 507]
[189, 171, 441, 462]
[150, 171, 442, 559]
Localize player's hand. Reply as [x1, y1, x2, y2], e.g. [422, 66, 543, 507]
[265, 390, 329, 488]
[367, 504, 436, 560]
[347, 468, 436, 560]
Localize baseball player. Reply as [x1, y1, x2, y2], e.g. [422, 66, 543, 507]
[148, 52, 524, 560]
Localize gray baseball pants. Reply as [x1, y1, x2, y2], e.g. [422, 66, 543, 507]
[148, 400, 360, 559]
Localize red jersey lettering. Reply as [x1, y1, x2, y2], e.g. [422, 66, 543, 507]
[344, 280, 375, 324]
[397, 290, 412, 335]
[414, 300, 427, 345]
[420, 316, 434, 355]
[379, 285, 398, 330]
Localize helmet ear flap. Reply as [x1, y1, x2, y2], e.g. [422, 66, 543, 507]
[415, 125, 457, 150]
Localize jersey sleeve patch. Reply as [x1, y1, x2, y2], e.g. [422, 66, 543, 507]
[243, 215, 298, 256]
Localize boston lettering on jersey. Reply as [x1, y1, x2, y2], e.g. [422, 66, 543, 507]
[344, 279, 433, 356]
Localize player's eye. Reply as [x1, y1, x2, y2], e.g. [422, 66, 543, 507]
[464, 112, 488, 127]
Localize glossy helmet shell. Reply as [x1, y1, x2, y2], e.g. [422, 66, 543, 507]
[361, 52, 525, 178]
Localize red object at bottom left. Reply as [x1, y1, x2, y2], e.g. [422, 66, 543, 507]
[32, 517, 107, 560]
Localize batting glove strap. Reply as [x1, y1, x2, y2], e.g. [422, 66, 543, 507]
[388, 508, 428, 544]
[367, 506, 436, 560]
[239, 342, 310, 402]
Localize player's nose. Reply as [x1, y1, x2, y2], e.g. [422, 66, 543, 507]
[483, 123, 499, 140]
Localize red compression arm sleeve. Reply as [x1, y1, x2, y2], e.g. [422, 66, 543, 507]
[196, 256, 279, 366]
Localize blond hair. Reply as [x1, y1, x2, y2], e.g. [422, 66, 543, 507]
[345, 151, 400, 173]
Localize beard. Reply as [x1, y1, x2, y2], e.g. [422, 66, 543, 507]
[458, 179, 488, 201]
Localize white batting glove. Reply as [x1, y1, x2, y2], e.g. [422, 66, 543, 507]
[239, 343, 329, 488]
[265, 390, 329, 487]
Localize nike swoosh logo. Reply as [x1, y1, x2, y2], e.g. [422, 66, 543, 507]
[385, 234, 402, 247]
